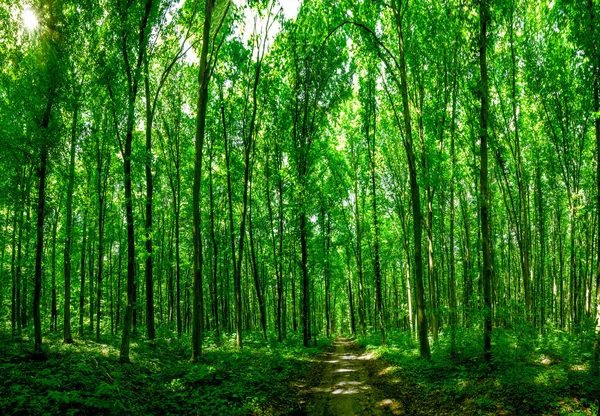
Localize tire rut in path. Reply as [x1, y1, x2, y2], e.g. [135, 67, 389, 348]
[299, 336, 402, 415]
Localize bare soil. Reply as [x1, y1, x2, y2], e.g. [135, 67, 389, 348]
[296, 337, 406, 415]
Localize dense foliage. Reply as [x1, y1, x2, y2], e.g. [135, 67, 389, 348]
[1, 0, 600, 413]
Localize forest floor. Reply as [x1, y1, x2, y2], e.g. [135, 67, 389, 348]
[1, 329, 600, 415]
[0, 329, 330, 415]
[297, 336, 443, 415]
[297, 333, 600, 416]
[297, 336, 390, 415]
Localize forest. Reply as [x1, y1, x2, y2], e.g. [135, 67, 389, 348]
[1, 0, 600, 414]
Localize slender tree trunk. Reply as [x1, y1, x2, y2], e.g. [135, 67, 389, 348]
[536, 162, 546, 332]
[50, 207, 59, 332]
[63, 106, 77, 344]
[144, 62, 156, 342]
[449, 56, 459, 355]
[89, 236, 95, 335]
[22, 194, 31, 331]
[353, 173, 366, 337]
[591, 0, 600, 375]
[509, 5, 532, 320]
[208, 145, 220, 342]
[33, 97, 53, 358]
[191, 0, 215, 361]
[249, 190, 267, 340]
[558, 205, 565, 328]
[10, 185, 18, 335]
[365, 79, 385, 345]
[15, 196, 23, 336]
[234, 132, 252, 349]
[96, 137, 108, 343]
[291, 251, 297, 332]
[119, 0, 154, 363]
[221, 87, 240, 348]
[168, 217, 174, 323]
[79, 209, 87, 337]
[265, 151, 284, 342]
[109, 237, 114, 335]
[394, 2, 430, 359]
[299, 171, 311, 347]
[479, 0, 493, 363]
[278, 169, 286, 338]
[323, 208, 332, 338]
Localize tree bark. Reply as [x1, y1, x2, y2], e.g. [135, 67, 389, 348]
[63, 105, 78, 344]
[365, 76, 385, 345]
[79, 208, 87, 338]
[479, 0, 493, 363]
[221, 85, 240, 348]
[144, 61, 156, 342]
[208, 139, 220, 342]
[393, 1, 430, 359]
[591, 0, 600, 375]
[50, 207, 59, 332]
[119, 0, 154, 363]
[191, 0, 215, 361]
[248, 189, 267, 340]
[33, 97, 53, 358]
[96, 132, 109, 343]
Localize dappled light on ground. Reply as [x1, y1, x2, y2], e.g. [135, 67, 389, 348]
[300, 337, 404, 415]
[377, 398, 404, 414]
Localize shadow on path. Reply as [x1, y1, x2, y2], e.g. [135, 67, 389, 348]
[298, 336, 404, 415]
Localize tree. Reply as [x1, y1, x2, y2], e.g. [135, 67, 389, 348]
[114, 0, 157, 363]
[479, 0, 493, 363]
[191, 0, 230, 361]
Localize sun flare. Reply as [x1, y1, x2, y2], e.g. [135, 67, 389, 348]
[22, 7, 38, 30]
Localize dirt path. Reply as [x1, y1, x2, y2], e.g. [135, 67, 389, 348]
[298, 337, 403, 415]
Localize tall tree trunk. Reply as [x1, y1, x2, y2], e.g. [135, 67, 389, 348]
[394, 1, 430, 359]
[509, 3, 532, 321]
[116, 228, 122, 328]
[144, 61, 156, 342]
[479, 0, 493, 363]
[221, 86, 240, 348]
[353, 171, 366, 337]
[10, 179, 19, 335]
[449, 51, 459, 355]
[346, 245, 356, 335]
[417, 81, 438, 343]
[168, 217, 174, 323]
[248, 189, 267, 340]
[208, 140, 220, 342]
[79, 208, 87, 337]
[278, 161, 286, 338]
[323, 208, 332, 338]
[96, 135, 108, 343]
[291, 246, 298, 332]
[175, 139, 182, 338]
[191, 0, 214, 361]
[33, 97, 53, 358]
[50, 207, 59, 332]
[591, 0, 600, 375]
[265, 149, 284, 342]
[300, 197, 310, 347]
[365, 77, 385, 345]
[119, 0, 154, 363]
[15, 195, 24, 336]
[63, 106, 78, 344]
[536, 161, 546, 332]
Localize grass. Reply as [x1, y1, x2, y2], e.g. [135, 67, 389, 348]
[358, 323, 600, 415]
[0, 326, 331, 415]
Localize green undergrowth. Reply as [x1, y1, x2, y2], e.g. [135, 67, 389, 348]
[0, 328, 331, 415]
[359, 325, 600, 415]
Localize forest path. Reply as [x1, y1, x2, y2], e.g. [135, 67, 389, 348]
[298, 336, 404, 415]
